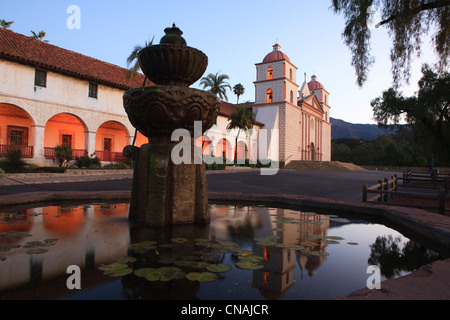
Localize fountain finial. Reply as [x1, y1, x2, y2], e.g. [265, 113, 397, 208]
[160, 23, 187, 45]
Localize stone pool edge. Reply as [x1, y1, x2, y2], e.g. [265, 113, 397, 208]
[1, 190, 449, 300]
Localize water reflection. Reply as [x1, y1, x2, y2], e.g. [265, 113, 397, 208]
[0, 203, 444, 300]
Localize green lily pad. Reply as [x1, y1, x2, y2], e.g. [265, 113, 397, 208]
[104, 267, 133, 277]
[175, 260, 209, 269]
[157, 256, 176, 265]
[134, 267, 186, 282]
[236, 261, 264, 270]
[25, 248, 48, 254]
[114, 256, 137, 263]
[186, 272, 217, 282]
[239, 254, 264, 262]
[347, 242, 359, 245]
[0, 257, 6, 261]
[128, 241, 158, 252]
[284, 245, 306, 250]
[327, 236, 345, 241]
[158, 267, 186, 281]
[98, 262, 128, 273]
[323, 240, 340, 245]
[310, 251, 330, 256]
[206, 264, 232, 273]
[171, 238, 188, 244]
[134, 268, 159, 280]
[200, 252, 221, 262]
[300, 241, 318, 247]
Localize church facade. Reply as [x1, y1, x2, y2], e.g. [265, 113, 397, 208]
[252, 44, 331, 163]
[0, 28, 330, 167]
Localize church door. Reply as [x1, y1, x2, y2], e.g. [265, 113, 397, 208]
[311, 143, 316, 161]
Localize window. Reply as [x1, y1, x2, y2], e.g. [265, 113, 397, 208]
[7, 126, 28, 146]
[62, 134, 72, 147]
[290, 91, 294, 103]
[266, 89, 273, 103]
[289, 68, 293, 80]
[104, 138, 112, 152]
[89, 83, 98, 99]
[267, 67, 273, 80]
[34, 69, 47, 87]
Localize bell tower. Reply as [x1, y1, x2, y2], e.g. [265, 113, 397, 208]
[253, 44, 300, 163]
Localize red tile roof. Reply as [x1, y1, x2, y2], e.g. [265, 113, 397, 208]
[0, 28, 146, 90]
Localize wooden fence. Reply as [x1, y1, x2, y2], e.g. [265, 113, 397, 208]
[402, 170, 448, 194]
[362, 175, 398, 203]
[362, 173, 447, 215]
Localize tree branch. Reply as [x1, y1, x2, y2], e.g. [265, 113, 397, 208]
[376, 0, 450, 28]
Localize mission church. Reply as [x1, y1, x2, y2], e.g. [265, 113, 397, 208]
[0, 28, 331, 166]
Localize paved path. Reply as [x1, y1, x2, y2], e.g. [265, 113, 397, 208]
[0, 168, 402, 202]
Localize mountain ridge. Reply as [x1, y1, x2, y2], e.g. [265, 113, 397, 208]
[331, 117, 398, 140]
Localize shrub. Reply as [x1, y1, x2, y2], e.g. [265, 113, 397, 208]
[75, 153, 101, 169]
[54, 144, 73, 167]
[203, 155, 226, 170]
[0, 149, 27, 173]
[102, 162, 130, 170]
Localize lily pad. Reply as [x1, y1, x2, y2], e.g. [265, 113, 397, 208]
[171, 238, 189, 244]
[114, 256, 137, 264]
[128, 241, 158, 252]
[347, 242, 359, 245]
[0, 257, 6, 261]
[175, 260, 209, 269]
[206, 264, 232, 273]
[239, 254, 264, 262]
[25, 248, 48, 254]
[323, 240, 340, 245]
[310, 251, 330, 256]
[98, 262, 128, 273]
[104, 267, 133, 277]
[135, 267, 186, 282]
[158, 267, 186, 281]
[236, 261, 264, 270]
[327, 236, 345, 241]
[186, 272, 217, 282]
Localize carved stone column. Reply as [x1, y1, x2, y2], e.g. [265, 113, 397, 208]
[123, 25, 219, 226]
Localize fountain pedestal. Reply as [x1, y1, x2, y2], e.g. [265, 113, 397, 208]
[123, 25, 219, 226]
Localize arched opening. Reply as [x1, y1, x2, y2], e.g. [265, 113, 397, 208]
[216, 138, 232, 162]
[44, 113, 87, 159]
[290, 91, 294, 103]
[266, 89, 273, 103]
[0, 103, 35, 158]
[195, 135, 213, 156]
[311, 142, 316, 161]
[267, 67, 273, 80]
[236, 141, 248, 162]
[96, 121, 130, 162]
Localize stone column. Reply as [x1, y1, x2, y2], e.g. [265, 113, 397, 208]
[32, 124, 46, 165]
[85, 130, 97, 156]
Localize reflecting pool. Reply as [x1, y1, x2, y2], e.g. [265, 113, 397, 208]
[0, 203, 445, 300]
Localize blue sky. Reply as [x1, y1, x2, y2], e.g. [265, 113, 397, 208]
[1, 0, 437, 124]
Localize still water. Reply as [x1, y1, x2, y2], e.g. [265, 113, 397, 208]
[0, 202, 443, 300]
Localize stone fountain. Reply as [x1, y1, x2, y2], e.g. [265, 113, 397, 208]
[123, 24, 219, 226]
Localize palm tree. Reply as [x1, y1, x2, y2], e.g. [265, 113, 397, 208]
[227, 104, 255, 165]
[233, 83, 245, 104]
[31, 30, 49, 42]
[0, 20, 14, 29]
[126, 38, 153, 86]
[200, 72, 231, 101]
[127, 38, 153, 146]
